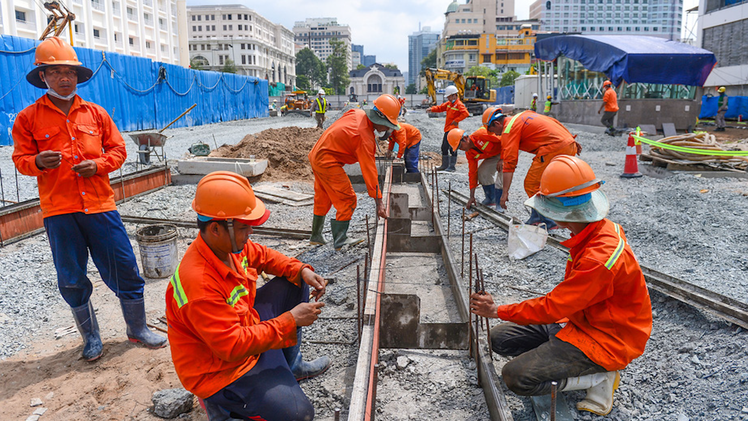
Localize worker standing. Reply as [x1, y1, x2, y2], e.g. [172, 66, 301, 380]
[386, 122, 422, 173]
[484, 108, 582, 229]
[543, 95, 554, 116]
[310, 89, 328, 129]
[447, 107, 504, 211]
[166, 171, 330, 421]
[598, 81, 619, 136]
[430, 85, 469, 172]
[530, 93, 538, 112]
[11, 37, 166, 362]
[716, 86, 728, 132]
[308, 94, 398, 249]
[471, 156, 652, 416]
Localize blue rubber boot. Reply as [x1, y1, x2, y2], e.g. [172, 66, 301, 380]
[525, 209, 543, 225]
[120, 297, 168, 349]
[71, 301, 103, 361]
[495, 189, 505, 213]
[283, 328, 331, 381]
[538, 213, 559, 231]
[480, 185, 496, 206]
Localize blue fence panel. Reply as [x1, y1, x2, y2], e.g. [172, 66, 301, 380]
[699, 95, 748, 120]
[493, 86, 515, 105]
[0, 35, 267, 146]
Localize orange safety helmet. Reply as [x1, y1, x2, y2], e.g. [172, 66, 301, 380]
[603, 80, 612, 87]
[26, 37, 93, 89]
[447, 128, 466, 152]
[192, 171, 269, 226]
[368, 94, 401, 130]
[482, 106, 504, 127]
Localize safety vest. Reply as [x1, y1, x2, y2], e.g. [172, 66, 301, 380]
[544, 100, 552, 113]
[316, 97, 327, 114]
[718, 94, 727, 108]
[531, 98, 537, 111]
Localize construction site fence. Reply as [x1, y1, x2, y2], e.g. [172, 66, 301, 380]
[0, 35, 269, 147]
[699, 94, 748, 120]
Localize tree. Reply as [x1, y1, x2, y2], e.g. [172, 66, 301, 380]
[356, 64, 367, 70]
[296, 74, 311, 90]
[465, 65, 498, 87]
[419, 85, 429, 95]
[405, 84, 417, 94]
[384, 64, 399, 70]
[190, 57, 205, 71]
[221, 59, 237, 74]
[327, 38, 350, 95]
[296, 48, 326, 88]
[500, 70, 520, 87]
[420, 49, 437, 75]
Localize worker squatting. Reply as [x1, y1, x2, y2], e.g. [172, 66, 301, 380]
[12, 37, 652, 420]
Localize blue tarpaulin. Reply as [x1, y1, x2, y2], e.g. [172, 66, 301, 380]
[534, 35, 717, 87]
[699, 95, 748, 119]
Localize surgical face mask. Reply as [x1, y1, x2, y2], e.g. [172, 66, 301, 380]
[43, 79, 77, 101]
[374, 128, 393, 139]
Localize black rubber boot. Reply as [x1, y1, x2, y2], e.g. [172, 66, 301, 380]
[480, 185, 496, 206]
[309, 214, 326, 245]
[71, 301, 103, 362]
[283, 328, 331, 381]
[120, 297, 167, 349]
[435, 155, 449, 171]
[445, 155, 457, 172]
[330, 219, 363, 251]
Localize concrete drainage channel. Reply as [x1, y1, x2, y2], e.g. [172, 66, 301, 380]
[346, 161, 512, 421]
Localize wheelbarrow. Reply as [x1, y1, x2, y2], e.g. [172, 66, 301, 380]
[130, 104, 196, 165]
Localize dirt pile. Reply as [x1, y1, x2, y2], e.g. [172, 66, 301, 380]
[211, 126, 322, 181]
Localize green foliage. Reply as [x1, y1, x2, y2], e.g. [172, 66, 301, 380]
[221, 59, 237, 74]
[465, 66, 498, 87]
[420, 49, 437, 75]
[296, 75, 311, 90]
[356, 64, 367, 70]
[500, 70, 521, 87]
[419, 85, 429, 95]
[296, 48, 327, 88]
[384, 64, 399, 70]
[189, 58, 205, 71]
[405, 84, 417, 94]
[326, 38, 350, 95]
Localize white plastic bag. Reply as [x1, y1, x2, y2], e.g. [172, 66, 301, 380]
[507, 220, 548, 260]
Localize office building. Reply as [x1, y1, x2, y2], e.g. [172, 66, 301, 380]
[408, 26, 440, 89]
[697, 0, 748, 92]
[293, 17, 352, 71]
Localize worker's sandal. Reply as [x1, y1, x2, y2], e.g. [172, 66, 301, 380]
[120, 297, 168, 349]
[560, 370, 620, 416]
[71, 301, 103, 361]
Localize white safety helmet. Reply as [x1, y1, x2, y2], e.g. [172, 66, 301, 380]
[445, 85, 459, 97]
[533, 93, 538, 97]
[318, 89, 325, 96]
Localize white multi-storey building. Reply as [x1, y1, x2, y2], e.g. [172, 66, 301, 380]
[293, 17, 352, 71]
[529, 0, 683, 40]
[187, 5, 295, 85]
[697, 0, 748, 93]
[1, 0, 188, 66]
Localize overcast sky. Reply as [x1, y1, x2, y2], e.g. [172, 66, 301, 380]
[186, 0, 700, 73]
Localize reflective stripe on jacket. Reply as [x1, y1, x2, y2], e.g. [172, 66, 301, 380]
[544, 100, 552, 113]
[499, 112, 576, 173]
[429, 99, 469, 132]
[496, 219, 652, 371]
[466, 127, 502, 189]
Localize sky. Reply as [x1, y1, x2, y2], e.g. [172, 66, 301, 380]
[186, 0, 700, 73]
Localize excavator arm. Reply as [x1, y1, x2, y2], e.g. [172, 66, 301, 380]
[40, 2, 75, 41]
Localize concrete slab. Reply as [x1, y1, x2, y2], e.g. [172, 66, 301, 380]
[662, 122, 677, 137]
[177, 157, 267, 176]
[639, 124, 658, 136]
[253, 186, 313, 207]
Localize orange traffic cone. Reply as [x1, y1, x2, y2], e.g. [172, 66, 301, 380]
[621, 134, 642, 178]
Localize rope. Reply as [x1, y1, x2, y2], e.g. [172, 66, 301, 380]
[164, 71, 196, 96]
[633, 133, 748, 157]
[104, 59, 162, 94]
[0, 61, 36, 101]
[0, 46, 35, 54]
[220, 75, 249, 94]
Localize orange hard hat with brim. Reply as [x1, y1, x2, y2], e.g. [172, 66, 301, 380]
[447, 129, 465, 152]
[26, 37, 93, 89]
[192, 171, 269, 226]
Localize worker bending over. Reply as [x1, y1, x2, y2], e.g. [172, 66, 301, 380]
[166, 171, 329, 421]
[308, 94, 397, 249]
[430, 85, 469, 172]
[310, 89, 328, 129]
[471, 156, 652, 416]
[484, 108, 581, 230]
[12, 37, 166, 362]
[598, 81, 619, 136]
[386, 122, 422, 174]
[447, 107, 504, 210]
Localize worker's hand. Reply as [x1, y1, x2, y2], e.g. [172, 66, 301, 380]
[385, 150, 394, 159]
[35, 150, 62, 170]
[597, 109, 602, 114]
[72, 160, 98, 178]
[498, 191, 508, 210]
[301, 267, 327, 302]
[290, 301, 325, 327]
[466, 197, 476, 210]
[496, 161, 503, 173]
[470, 292, 498, 319]
[376, 198, 387, 219]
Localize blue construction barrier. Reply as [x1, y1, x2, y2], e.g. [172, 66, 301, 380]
[493, 86, 515, 105]
[699, 95, 748, 120]
[0, 35, 268, 146]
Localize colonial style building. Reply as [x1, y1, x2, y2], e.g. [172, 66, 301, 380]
[348, 63, 405, 98]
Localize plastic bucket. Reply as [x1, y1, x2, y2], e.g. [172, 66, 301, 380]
[136, 224, 178, 279]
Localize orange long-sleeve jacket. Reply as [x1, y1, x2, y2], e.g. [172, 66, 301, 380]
[166, 234, 311, 399]
[308, 109, 382, 199]
[466, 127, 502, 190]
[429, 99, 469, 133]
[603, 89, 619, 112]
[496, 219, 652, 371]
[499, 111, 576, 173]
[387, 123, 422, 158]
[11, 95, 127, 218]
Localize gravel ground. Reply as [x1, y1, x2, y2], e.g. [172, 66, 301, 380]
[1, 108, 747, 420]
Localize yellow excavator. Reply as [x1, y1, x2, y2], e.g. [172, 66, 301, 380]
[424, 68, 497, 115]
[39, 1, 76, 41]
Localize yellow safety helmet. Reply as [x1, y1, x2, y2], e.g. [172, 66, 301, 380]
[717, 86, 726, 93]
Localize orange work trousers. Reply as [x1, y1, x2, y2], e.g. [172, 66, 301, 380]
[523, 142, 579, 198]
[312, 165, 357, 221]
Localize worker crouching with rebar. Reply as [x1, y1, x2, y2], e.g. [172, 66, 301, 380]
[470, 156, 653, 416]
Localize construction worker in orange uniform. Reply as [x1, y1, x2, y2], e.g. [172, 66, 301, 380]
[308, 94, 398, 250]
[447, 107, 504, 211]
[484, 108, 582, 230]
[166, 171, 330, 421]
[12, 37, 166, 362]
[598, 80, 619, 136]
[470, 156, 652, 416]
[430, 85, 469, 172]
[386, 122, 421, 173]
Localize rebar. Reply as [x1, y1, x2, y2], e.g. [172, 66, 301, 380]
[357, 264, 361, 339]
[14, 167, 20, 203]
[0, 168, 5, 206]
[435, 166, 439, 215]
[480, 268, 493, 361]
[365, 214, 371, 256]
[550, 381, 558, 421]
[461, 207, 465, 278]
[334, 408, 341, 421]
[447, 181, 451, 237]
[469, 232, 474, 357]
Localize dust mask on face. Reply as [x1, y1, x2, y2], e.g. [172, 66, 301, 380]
[43, 79, 77, 101]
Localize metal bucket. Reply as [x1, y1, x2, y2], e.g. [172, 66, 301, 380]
[136, 224, 178, 279]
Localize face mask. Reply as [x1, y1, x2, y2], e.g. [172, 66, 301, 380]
[44, 80, 77, 101]
[450, 97, 456, 103]
[374, 129, 386, 138]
